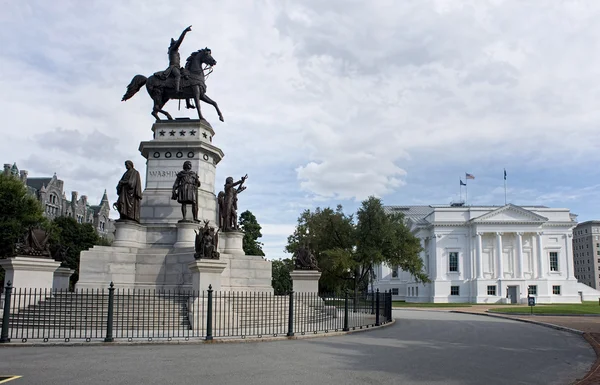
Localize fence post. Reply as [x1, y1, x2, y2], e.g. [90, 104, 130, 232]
[343, 291, 349, 332]
[375, 288, 381, 326]
[371, 291, 375, 315]
[386, 291, 391, 321]
[0, 281, 13, 343]
[206, 285, 213, 341]
[104, 282, 115, 343]
[287, 290, 294, 337]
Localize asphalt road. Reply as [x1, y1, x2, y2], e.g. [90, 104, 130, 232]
[0, 310, 593, 385]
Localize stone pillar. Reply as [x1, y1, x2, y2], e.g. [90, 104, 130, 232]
[516, 232, 524, 279]
[565, 233, 575, 280]
[112, 221, 146, 248]
[433, 234, 442, 280]
[536, 232, 544, 278]
[53, 267, 75, 290]
[290, 270, 322, 293]
[221, 231, 245, 255]
[188, 259, 227, 292]
[0, 257, 61, 290]
[174, 221, 198, 248]
[476, 233, 483, 279]
[496, 232, 504, 280]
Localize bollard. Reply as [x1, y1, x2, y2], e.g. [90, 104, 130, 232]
[104, 282, 115, 342]
[287, 290, 294, 337]
[375, 288, 381, 326]
[206, 285, 213, 341]
[343, 291, 349, 332]
[0, 281, 13, 343]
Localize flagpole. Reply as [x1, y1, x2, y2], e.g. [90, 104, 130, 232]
[504, 169, 507, 205]
[465, 178, 468, 206]
[459, 178, 462, 202]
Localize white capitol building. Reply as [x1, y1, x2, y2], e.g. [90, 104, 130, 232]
[373, 204, 600, 304]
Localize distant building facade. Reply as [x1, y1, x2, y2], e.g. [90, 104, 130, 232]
[372, 204, 600, 304]
[3, 163, 115, 240]
[572, 221, 600, 289]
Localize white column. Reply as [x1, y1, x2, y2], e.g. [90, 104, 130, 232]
[565, 233, 575, 280]
[476, 233, 483, 279]
[536, 232, 544, 278]
[420, 238, 428, 273]
[516, 232, 524, 279]
[433, 234, 442, 280]
[496, 232, 504, 279]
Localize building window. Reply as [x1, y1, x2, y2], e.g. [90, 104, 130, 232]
[450, 286, 459, 296]
[552, 285, 561, 295]
[391, 266, 398, 278]
[449, 252, 458, 272]
[487, 285, 496, 295]
[528, 285, 537, 295]
[549, 252, 559, 271]
[416, 287, 418, 297]
[391, 288, 399, 295]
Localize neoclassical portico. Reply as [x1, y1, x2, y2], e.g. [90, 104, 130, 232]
[373, 204, 591, 304]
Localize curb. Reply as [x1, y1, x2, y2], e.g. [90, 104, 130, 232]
[449, 310, 585, 335]
[0, 319, 396, 348]
[487, 311, 600, 317]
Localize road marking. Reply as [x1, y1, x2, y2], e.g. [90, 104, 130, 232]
[0, 376, 22, 383]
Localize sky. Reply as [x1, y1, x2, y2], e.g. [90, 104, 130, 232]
[2, 0, 600, 259]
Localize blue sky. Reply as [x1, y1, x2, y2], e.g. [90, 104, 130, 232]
[3, 1, 600, 258]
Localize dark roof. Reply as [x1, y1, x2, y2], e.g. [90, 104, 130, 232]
[26, 177, 52, 192]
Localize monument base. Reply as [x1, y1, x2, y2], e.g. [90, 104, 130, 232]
[0, 256, 61, 290]
[290, 270, 322, 293]
[53, 267, 75, 290]
[113, 220, 147, 248]
[188, 259, 227, 292]
[174, 221, 199, 248]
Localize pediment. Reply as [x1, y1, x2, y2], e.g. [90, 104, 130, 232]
[470, 204, 548, 223]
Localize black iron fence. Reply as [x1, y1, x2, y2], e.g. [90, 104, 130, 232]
[0, 281, 392, 343]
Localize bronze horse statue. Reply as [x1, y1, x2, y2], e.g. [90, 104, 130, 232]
[121, 48, 224, 122]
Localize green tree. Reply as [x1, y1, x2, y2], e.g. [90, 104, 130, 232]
[0, 174, 45, 287]
[0, 173, 45, 259]
[239, 210, 265, 256]
[286, 197, 428, 295]
[48, 216, 100, 287]
[271, 258, 293, 295]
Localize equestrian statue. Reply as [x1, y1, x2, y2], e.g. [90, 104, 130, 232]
[121, 26, 224, 123]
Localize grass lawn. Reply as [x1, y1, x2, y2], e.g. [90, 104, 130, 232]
[392, 301, 473, 308]
[490, 301, 600, 315]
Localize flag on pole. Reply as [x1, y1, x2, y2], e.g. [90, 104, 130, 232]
[460, 179, 466, 186]
[504, 169, 507, 180]
[465, 173, 475, 180]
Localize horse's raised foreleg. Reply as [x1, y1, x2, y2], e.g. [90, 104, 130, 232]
[199, 93, 224, 122]
[193, 86, 204, 121]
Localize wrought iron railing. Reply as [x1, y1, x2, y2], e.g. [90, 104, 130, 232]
[0, 281, 393, 343]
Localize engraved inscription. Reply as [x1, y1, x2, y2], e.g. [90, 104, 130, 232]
[148, 170, 178, 178]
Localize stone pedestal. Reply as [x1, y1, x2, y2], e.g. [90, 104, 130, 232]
[221, 231, 245, 255]
[188, 259, 228, 292]
[174, 221, 199, 248]
[290, 270, 322, 293]
[112, 220, 147, 248]
[53, 267, 75, 290]
[0, 256, 61, 290]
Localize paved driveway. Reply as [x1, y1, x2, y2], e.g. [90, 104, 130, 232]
[0, 310, 593, 385]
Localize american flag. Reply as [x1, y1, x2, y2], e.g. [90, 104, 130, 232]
[465, 173, 475, 180]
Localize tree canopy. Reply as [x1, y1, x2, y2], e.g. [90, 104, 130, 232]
[286, 196, 428, 293]
[239, 210, 265, 256]
[271, 258, 293, 295]
[0, 174, 45, 259]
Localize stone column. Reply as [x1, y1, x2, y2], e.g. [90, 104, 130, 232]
[565, 233, 575, 279]
[188, 259, 227, 292]
[516, 232, 524, 279]
[476, 233, 483, 279]
[53, 267, 75, 290]
[496, 232, 504, 280]
[536, 232, 544, 278]
[434, 234, 443, 280]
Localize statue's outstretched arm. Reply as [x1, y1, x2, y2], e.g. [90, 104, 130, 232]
[172, 25, 192, 51]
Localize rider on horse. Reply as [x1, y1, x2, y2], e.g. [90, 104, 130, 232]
[165, 25, 191, 93]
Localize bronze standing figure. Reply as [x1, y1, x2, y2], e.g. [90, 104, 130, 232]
[220, 175, 247, 231]
[172, 161, 201, 222]
[114, 160, 143, 222]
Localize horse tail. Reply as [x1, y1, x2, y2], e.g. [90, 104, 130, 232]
[121, 75, 147, 101]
